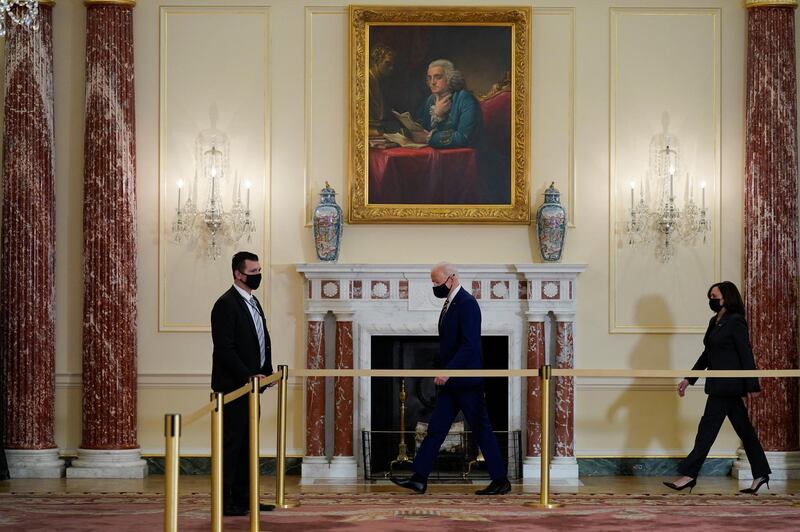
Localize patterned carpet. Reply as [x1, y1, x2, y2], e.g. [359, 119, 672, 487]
[1, 491, 799, 531]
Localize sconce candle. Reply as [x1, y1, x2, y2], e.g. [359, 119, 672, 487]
[669, 173, 673, 201]
[177, 179, 184, 211]
[245, 180, 252, 211]
[629, 182, 635, 210]
[701, 181, 706, 209]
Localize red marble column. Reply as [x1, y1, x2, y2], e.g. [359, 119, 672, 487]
[334, 316, 354, 458]
[554, 320, 575, 458]
[743, 1, 799, 459]
[525, 318, 546, 458]
[305, 317, 326, 457]
[0, 2, 63, 477]
[70, 0, 145, 477]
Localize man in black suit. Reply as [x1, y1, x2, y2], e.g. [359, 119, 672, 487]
[211, 251, 275, 516]
[391, 262, 511, 496]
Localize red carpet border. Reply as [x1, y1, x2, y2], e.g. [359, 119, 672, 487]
[1, 491, 799, 531]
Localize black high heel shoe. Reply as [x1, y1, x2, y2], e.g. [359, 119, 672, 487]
[663, 478, 696, 493]
[740, 476, 769, 494]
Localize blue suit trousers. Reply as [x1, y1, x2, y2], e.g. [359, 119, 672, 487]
[412, 386, 506, 480]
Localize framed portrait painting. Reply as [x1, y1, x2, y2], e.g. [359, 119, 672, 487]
[348, 6, 531, 223]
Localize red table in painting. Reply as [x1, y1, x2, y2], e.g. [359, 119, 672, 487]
[368, 146, 483, 204]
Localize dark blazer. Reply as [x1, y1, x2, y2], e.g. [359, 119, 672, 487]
[438, 286, 483, 389]
[687, 312, 760, 396]
[211, 286, 273, 393]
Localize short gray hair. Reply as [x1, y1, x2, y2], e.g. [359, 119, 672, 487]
[428, 59, 466, 91]
[433, 261, 459, 278]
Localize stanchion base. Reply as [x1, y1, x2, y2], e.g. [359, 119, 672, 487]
[275, 501, 300, 509]
[524, 502, 563, 509]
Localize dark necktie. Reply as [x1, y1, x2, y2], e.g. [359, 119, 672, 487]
[246, 296, 266, 368]
[438, 298, 450, 329]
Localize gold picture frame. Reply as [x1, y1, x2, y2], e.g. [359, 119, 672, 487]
[348, 5, 531, 223]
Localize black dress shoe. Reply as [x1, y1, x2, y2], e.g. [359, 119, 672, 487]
[222, 503, 248, 516]
[475, 478, 511, 495]
[390, 475, 427, 494]
[740, 475, 770, 494]
[663, 478, 696, 493]
[235, 502, 276, 512]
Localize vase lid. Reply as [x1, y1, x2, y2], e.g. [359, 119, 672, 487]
[543, 181, 561, 203]
[318, 181, 339, 206]
[320, 181, 336, 196]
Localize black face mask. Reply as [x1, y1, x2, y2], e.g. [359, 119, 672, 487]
[432, 282, 450, 298]
[242, 272, 262, 290]
[709, 298, 722, 313]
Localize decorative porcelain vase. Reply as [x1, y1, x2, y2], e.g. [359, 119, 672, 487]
[312, 181, 343, 262]
[536, 182, 567, 262]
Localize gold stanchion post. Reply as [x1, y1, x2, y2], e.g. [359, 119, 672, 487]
[525, 365, 562, 509]
[275, 365, 299, 508]
[210, 392, 224, 532]
[248, 377, 261, 532]
[164, 413, 181, 532]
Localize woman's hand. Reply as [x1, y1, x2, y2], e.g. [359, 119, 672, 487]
[677, 378, 689, 397]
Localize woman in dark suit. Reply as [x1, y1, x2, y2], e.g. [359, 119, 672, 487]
[664, 281, 771, 494]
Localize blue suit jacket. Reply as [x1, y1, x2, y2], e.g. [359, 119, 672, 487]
[416, 89, 483, 148]
[438, 287, 483, 388]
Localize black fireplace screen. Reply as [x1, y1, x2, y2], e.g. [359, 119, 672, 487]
[366, 335, 515, 480]
[362, 429, 522, 481]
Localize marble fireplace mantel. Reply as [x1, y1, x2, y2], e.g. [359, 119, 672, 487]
[295, 263, 587, 482]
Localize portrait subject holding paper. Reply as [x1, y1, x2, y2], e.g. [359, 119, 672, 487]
[349, 7, 530, 223]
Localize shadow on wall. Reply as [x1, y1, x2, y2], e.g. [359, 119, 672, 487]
[606, 295, 683, 453]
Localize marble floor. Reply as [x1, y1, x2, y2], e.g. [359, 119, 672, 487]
[1, 475, 798, 496]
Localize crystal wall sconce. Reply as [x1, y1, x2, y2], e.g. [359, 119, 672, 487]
[623, 133, 711, 262]
[171, 129, 255, 260]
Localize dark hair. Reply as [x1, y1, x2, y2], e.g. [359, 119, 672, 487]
[231, 251, 259, 277]
[369, 44, 395, 68]
[708, 281, 746, 317]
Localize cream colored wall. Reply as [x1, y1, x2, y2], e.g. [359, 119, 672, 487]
[37, 0, 798, 459]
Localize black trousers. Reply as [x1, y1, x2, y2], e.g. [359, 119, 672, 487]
[222, 395, 253, 506]
[678, 394, 771, 479]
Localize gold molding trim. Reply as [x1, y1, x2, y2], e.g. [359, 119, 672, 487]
[608, 8, 721, 334]
[304, 6, 349, 227]
[158, 6, 272, 332]
[745, 0, 798, 8]
[85, 0, 136, 7]
[348, 5, 531, 223]
[531, 7, 576, 227]
[38, 0, 56, 7]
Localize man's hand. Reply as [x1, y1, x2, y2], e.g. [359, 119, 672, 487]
[434, 376, 449, 386]
[677, 378, 689, 397]
[411, 129, 431, 144]
[433, 94, 452, 117]
[255, 373, 277, 388]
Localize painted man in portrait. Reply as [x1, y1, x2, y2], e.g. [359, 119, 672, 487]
[368, 44, 396, 136]
[410, 59, 483, 148]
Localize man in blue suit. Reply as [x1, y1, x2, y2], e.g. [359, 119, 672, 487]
[410, 59, 483, 149]
[391, 262, 511, 495]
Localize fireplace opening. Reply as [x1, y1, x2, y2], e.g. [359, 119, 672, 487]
[366, 335, 513, 479]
